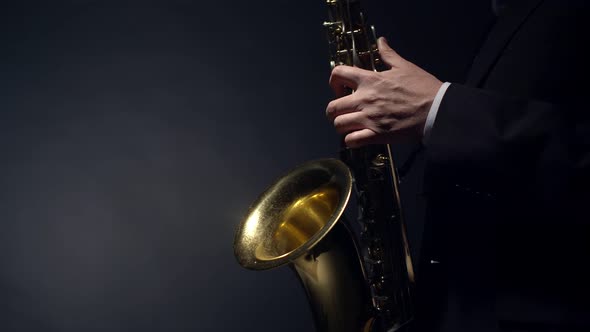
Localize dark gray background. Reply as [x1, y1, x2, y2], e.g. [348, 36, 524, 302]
[0, 1, 493, 331]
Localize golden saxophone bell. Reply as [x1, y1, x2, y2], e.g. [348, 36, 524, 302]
[234, 158, 377, 332]
[234, 158, 352, 270]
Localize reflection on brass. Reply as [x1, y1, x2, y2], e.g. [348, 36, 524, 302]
[372, 154, 388, 167]
[272, 183, 339, 257]
[235, 159, 352, 270]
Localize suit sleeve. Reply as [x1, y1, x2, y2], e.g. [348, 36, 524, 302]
[423, 83, 589, 217]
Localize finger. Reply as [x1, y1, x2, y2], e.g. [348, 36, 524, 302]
[325, 93, 359, 121]
[329, 65, 367, 97]
[332, 112, 367, 135]
[345, 128, 379, 148]
[377, 37, 405, 68]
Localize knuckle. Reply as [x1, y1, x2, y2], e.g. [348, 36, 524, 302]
[353, 101, 364, 113]
[334, 120, 348, 134]
[329, 69, 341, 85]
[331, 65, 346, 77]
[377, 120, 393, 133]
[366, 107, 386, 121]
[361, 71, 376, 84]
[361, 91, 379, 104]
[326, 100, 337, 116]
[353, 94, 365, 110]
[366, 110, 380, 122]
[344, 133, 357, 148]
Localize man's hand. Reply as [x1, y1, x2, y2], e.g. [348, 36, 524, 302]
[326, 37, 443, 148]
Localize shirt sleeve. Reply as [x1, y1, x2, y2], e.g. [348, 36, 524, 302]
[422, 82, 451, 146]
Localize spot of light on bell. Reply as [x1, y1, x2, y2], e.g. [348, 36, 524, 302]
[243, 209, 261, 239]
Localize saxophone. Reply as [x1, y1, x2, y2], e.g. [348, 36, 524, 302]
[233, 1, 415, 331]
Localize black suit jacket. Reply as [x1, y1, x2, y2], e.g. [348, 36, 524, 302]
[415, 1, 590, 331]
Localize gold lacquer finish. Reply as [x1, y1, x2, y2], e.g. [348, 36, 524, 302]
[234, 158, 375, 331]
[234, 158, 351, 270]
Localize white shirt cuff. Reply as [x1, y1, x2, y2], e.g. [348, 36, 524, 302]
[422, 82, 451, 146]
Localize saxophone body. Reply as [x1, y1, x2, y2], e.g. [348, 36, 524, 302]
[233, 1, 414, 331]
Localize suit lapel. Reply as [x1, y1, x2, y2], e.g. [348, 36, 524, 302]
[466, 0, 545, 86]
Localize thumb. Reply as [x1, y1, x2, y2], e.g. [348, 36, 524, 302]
[377, 37, 405, 68]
